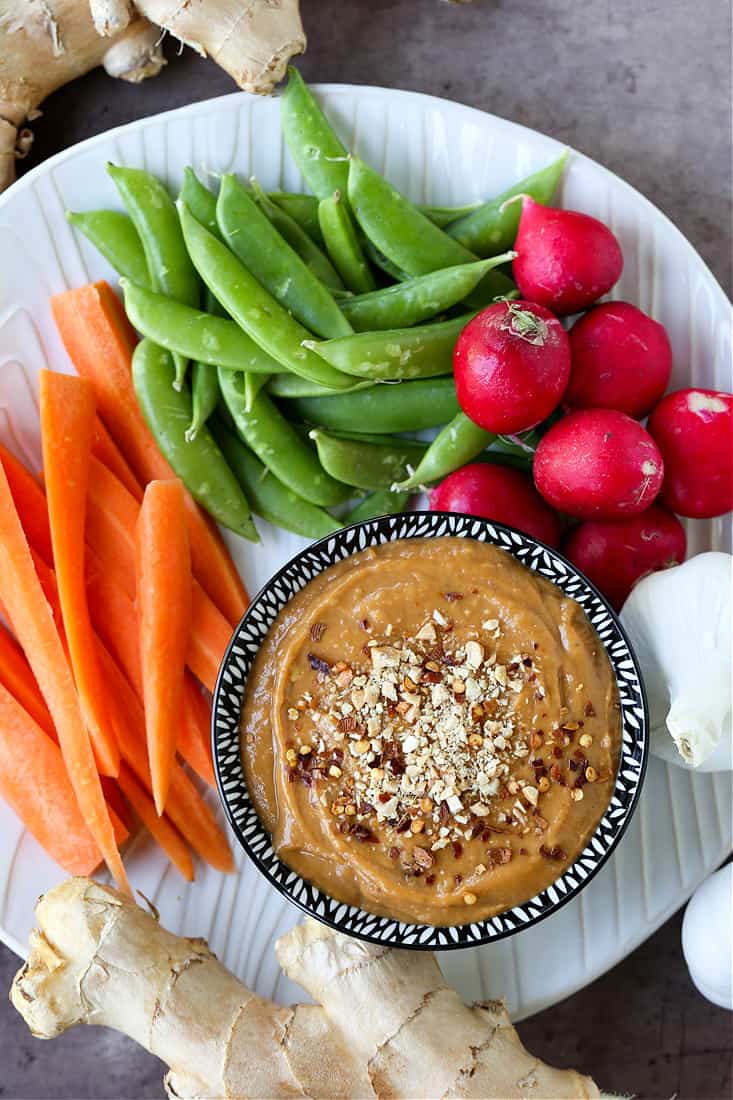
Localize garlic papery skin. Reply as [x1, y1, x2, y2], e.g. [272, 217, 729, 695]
[620, 552, 733, 772]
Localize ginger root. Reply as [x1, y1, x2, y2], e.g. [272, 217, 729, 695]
[0, 0, 305, 192]
[10, 878, 618, 1100]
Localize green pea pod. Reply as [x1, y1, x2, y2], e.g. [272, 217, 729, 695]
[309, 429, 427, 490]
[419, 201, 483, 228]
[218, 370, 352, 507]
[121, 280, 280, 374]
[318, 192, 376, 295]
[268, 192, 324, 245]
[131, 338, 257, 540]
[284, 376, 458, 433]
[244, 372, 270, 412]
[180, 168, 220, 237]
[446, 153, 568, 254]
[340, 255, 514, 331]
[214, 422, 340, 539]
[343, 488, 410, 524]
[267, 373, 374, 399]
[462, 267, 519, 310]
[252, 181, 343, 290]
[185, 363, 220, 442]
[66, 210, 150, 288]
[397, 412, 495, 489]
[361, 240, 410, 283]
[307, 313, 473, 381]
[178, 200, 354, 391]
[347, 155, 476, 277]
[108, 164, 200, 389]
[216, 175, 352, 339]
[281, 66, 350, 199]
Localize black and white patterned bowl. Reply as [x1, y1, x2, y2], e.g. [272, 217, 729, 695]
[212, 512, 648, 951]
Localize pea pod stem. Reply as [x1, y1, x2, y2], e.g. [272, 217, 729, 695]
[216, 174, 353, 339]
[307, 313, 474, 381]
[66, 210, 150, 288]
[284, 376, 459, 434]
[446, 152, 568, 254]
[396, 412, 495, 490]
[340, 255, 515, 331]
[218, 370, 352, 508]
[177, 200, 354, 390]
[347, 154, 477, 277]
[120, 279, 280, 374]
[131, 338, 257, 541]
[318, 191, 376, 294]
[309, 429, 427, 491]
[108, 164, 200, 390]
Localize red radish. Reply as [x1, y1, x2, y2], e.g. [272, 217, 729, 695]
[453, 300, 570, 433]
[563, 506, 686, 610]
[566, 301, 673, 417]
[533, 408, 664, 519]
[647, 388, 733, 518]
[513, 198, 623, 315]
[430, 462, 561, 546]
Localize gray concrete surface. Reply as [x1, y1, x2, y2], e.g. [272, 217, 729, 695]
[4, 1, 732, 1097]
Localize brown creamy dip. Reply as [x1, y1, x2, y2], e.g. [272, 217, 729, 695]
[241, 538, 621, 926]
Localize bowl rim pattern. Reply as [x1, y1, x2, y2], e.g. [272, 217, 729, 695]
[212, 511, 649, 951]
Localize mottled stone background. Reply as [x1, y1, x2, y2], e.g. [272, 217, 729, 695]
[3, 1, 732, 1097]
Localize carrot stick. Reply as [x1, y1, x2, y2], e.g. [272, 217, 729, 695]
[96, 641, 233, 872]
[0, 443, 52, 564]
[117, 763, 194, 881]
[0, 621, 55, 738]
[0, 463, 129, 890]
[137, 479, 192, 814]
[86, 457, 231, 691]
[179, 677, 216, 788]
[40, 370, 119, 778]
[0, 682, 121, 875]
[51, 280, 248, 624]
[92, 417, 142, 501]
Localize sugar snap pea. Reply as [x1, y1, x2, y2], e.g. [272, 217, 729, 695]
[267, 374, 374, 399]
[108, 164, 200, 389]
[397, 412, 495, 489]
[339, 255, 514, 331]
[343, 488, 411, 524]
[218, 370, 352, 507]
[251, 181, 343, 290]
[66, 210, 150, 288]
[120, 280, 280, 373]
[244, 372, 269, 412]
[131, 338, 257, 540]
[318, 191, 377, 295]
[446, 152, 568, 254]
[178, 201, 354, 390]
[281, 66, 350, 199]
[284, 376, 459, 433]
[307, 313, 474, 381]
[347, 155, 477, 277]
[216, 175, 352, 339]
[361, 240, 409, 283]
[214, 423, 341, 539]
[180, 168, 220, 237]
[186, 363, 220, 442]
[268, 191, 324, 244]
[419, 201, 483, 227]
[309, 429, 427, 491]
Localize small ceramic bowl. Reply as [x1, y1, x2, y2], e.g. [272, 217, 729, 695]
[212, 512, 648, 950]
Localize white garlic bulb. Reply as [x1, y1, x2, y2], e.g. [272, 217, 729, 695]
[682, 864, 733, 1010]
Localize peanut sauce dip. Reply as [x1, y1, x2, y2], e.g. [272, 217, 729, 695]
[241, 538, 621, 926]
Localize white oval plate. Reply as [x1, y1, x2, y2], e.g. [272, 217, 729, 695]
[0, 86, 730, 1020]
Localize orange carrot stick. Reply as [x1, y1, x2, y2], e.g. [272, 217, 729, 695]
[137, 479, 192, 814]
[0, 443, 52, 564]
[96, 641, 233, 872]
[117, 763, 194, 881]
[40, 370, 119, 778]
[0, 682, 119, 875]
[86, 457, 231, 692]
[51, 281, 248, 624]
[92, 417, 142, 501]
[179, 677, 216, 788]
[0, 463, 128, 890]
[0, 621, 55, 738]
